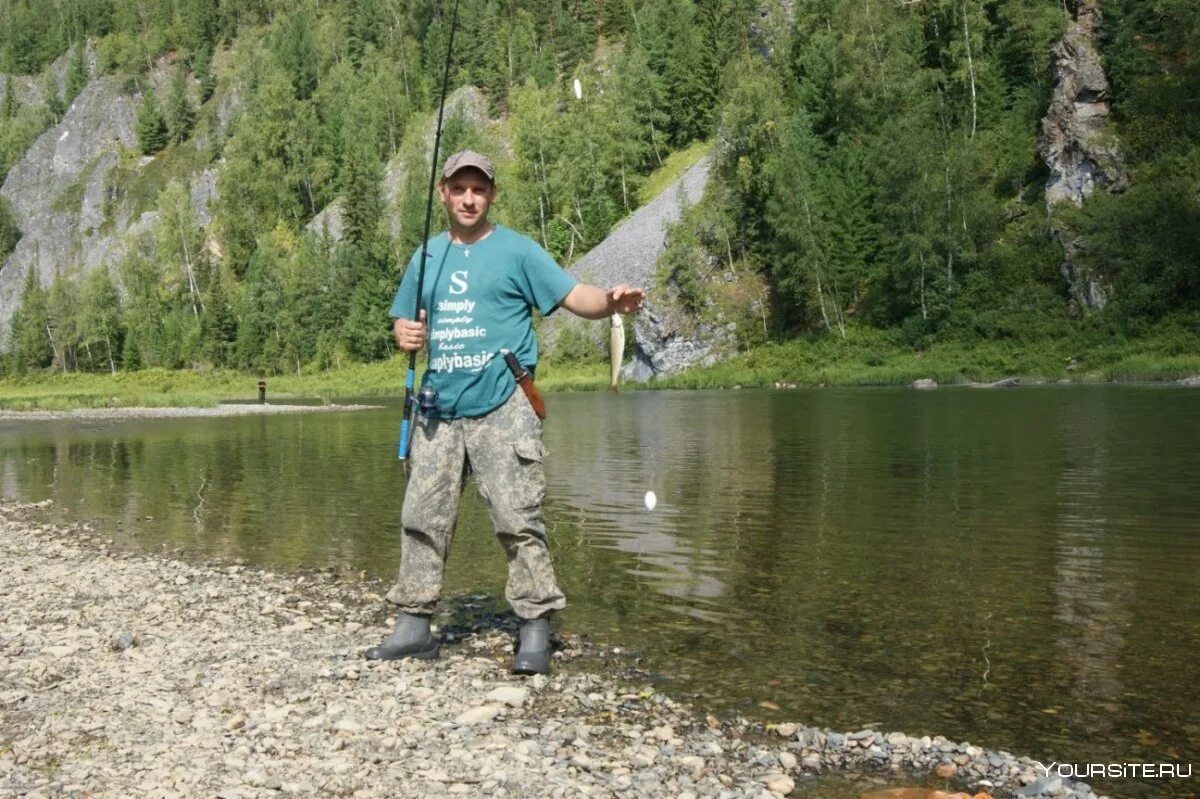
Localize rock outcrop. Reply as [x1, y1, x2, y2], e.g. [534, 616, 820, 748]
[542, 155, 721, 380]
[0, 74, 139, 333]
[0, 56, 218, 341]
[1037, 0, 1128, 311]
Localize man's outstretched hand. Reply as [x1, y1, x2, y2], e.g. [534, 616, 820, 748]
[561, 283, 646, 320]
[606, 285, 646, 315]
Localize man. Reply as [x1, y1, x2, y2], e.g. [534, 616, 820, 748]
[366, 150, 644, 674]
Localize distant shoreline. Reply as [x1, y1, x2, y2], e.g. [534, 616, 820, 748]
[0, 402, 382, 421]
[1, 328, 1196, 412]
[1, 375, 1197, 416]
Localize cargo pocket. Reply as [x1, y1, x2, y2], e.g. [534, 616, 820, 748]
[512, 439, 547, 509]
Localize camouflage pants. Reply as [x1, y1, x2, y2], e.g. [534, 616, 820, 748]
[385, 389, 566, 620]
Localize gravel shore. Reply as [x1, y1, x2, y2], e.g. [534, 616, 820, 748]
[0, 499, 1103, 799]
[0, 403, 381, 422]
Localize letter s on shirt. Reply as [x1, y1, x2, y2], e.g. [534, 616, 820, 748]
[448, 270, 469, 295]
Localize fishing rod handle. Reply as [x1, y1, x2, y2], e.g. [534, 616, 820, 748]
[398, 368, 416, 460]
[398, 413, 411, 461]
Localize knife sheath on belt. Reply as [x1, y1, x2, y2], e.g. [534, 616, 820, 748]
[503, 351, 546, 420]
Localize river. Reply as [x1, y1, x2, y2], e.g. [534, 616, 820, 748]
[2, 385, 1197, 798]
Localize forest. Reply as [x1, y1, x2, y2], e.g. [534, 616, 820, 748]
[0, 0, 1197, 379]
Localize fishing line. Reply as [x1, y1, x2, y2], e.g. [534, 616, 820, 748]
[399, 0, 462, 463]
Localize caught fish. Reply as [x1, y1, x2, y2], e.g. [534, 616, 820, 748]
[609, 313, 624, 393]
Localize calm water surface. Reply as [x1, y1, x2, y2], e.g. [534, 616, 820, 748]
[2, 386, 1197, 797]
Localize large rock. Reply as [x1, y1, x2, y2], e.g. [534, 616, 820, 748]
[542, 154, 717, 380]
[627, 303, 735, 382]
[306, 198, 345, 242]
[1037, 0, 1128, 311]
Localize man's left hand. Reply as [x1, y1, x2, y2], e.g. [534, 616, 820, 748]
[607, 285, 646, 315]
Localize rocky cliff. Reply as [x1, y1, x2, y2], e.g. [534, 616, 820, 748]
[0, 57, 218, 341]
[1037, 0, 1128, 311]
[0, 58, 485, 345]
[540, 155, 729, 381]
[0, 72, 140, 332]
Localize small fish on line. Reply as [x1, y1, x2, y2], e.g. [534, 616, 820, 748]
[609, 313, 624, 393]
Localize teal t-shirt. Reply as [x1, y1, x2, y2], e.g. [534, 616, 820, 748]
[389, 224, 577, 419]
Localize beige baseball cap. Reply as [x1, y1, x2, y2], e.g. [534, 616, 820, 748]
[442, 150, 494, 181]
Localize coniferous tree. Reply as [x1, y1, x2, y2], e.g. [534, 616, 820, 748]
[166, 65, 195, 145]
[274, 7, 319, 100]
[619, 45, 668, 164]
[0, 196, 20, 260]
[337, 85, 391, 363]
[284, 99, 323, 216]
[340, 103, 384, 249]
[213, 68, 302, 272]
[421, 9, 451, 83]
[137, 91, 169, 154]
[5, 1, 46, 74]
[505, 80, 563, 253]
[10, 267, 53, 373]
[46, 271, 81, 371]
[396, 145, 431, 257]
[193, 44, 217, 103]
[349, 0, 387, 65]
[1, 77, 16, 120]
[235, 226, 290, 372]
[340, 245, 393, 362]
[41, 73, 65, 126]
[200, 268, 238, 367]
[118, 248, 165, 369]
[181, 0, 219, 57]
[694, 0, 752, 134]
[65, 39, 88, 106]
[79, 268, 123, 373]
[643, 0, 707, 144]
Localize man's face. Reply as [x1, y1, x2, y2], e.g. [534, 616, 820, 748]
[439, 168, 495, 236]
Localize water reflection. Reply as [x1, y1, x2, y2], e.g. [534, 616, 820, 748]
[1053, 392, 1125, 739]
[1, 387, 1198, 798]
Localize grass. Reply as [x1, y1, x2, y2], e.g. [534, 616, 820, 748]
[0, 358, 613, 410]
[51, 157, 100, 214]
[2, 326, 1198, 411]
[637, 140, 712, 206]
[648, 325, 1200, 390]
[0, 368, 243, 410]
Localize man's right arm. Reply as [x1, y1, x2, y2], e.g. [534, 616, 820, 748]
[559, 283, 645, 320]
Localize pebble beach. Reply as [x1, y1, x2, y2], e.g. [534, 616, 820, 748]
[0, 498, 1103, 799]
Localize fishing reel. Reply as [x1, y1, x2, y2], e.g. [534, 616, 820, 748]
[416, 385, 439, 417]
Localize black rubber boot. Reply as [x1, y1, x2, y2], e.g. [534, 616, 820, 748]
[512, 617, 552, 675]
[364, 612, 439, 661]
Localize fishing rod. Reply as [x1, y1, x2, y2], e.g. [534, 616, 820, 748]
[399, 0, 461, 461]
